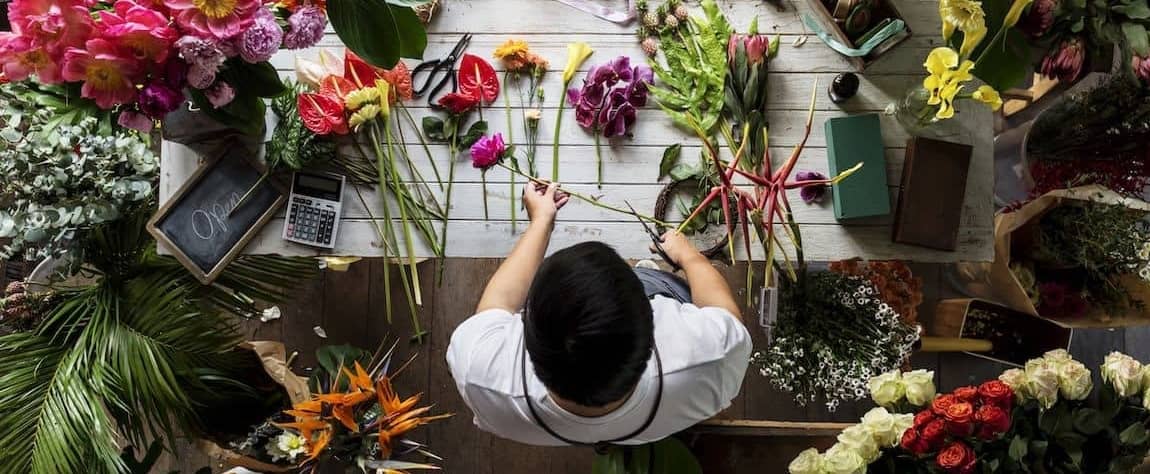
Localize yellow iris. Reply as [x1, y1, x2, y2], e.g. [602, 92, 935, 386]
[939, 0, 986, 42]
[922, 47, 975, 120]
[562, 42, 594, 83]
[972, 85, 1002, 111]
[1004, 0, 1034, 28]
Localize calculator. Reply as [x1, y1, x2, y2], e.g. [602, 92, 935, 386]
[282, 171, 345, 248]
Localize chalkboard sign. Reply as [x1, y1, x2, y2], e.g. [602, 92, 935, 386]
[148, 146, 284, 284]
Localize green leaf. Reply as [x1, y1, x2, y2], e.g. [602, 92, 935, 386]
[1120, 423, 1149, 446]
[592, 447, 626, 474]
[1009, 435, 1029, 461]
[1114, 0, 1150, 19]
[222, 60, 287, 98]
[1056, 431, 1087, 450]
[1071, 16, 1085, 32]
[659, 144, 682, 180]
[328, 0, 427, 69]
[972, 29, 1032, 91]
[1122, 22, 1150, 56]
[316, 345, 371, 381]
[188, 89, 266, 137]
[1110, 455, 1143, 472]
[669, 163, 699, 181]
[1029, 439, 1048, 459]
[460, 120, 487, 148]
[422, 116, 446, 141]
[1072, 408, 1107, 435]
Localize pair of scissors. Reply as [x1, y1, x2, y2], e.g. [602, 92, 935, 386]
[412, 33, 472, 106]
[625, 201, 681, 272]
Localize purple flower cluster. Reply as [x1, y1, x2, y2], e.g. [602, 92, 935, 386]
[239, 8, 283, 63]
[566, 56, 652, 138]
[176, 35, 228, 89]
[283, 6, 326, 49]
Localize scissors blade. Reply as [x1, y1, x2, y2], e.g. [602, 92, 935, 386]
[624, 201, 660, 240]
[447, 33, 472, 61]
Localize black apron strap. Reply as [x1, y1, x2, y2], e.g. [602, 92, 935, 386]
[520, 336, 663, 452]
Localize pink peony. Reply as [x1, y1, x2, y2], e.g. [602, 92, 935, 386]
[7, 0, 93, 53]
[205, 80, 235, 107]
[117, 110, 154, 132]
[0, 34, 64, 82]
[237, 8, 282, 63]
[97, 0, 179, 63]
[165, 0, 264, 41]
[61, 38, 141, 108]
[470, 133, 506, 170]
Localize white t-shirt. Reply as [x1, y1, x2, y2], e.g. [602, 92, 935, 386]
[446, 295, 752, 446]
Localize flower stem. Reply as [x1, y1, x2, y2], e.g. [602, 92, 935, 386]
[399, 102, 443, 190]
[481, 170, 490, 220]
[497, 162, 668, 227]
[593, 131, 603, 189]
[552, 83, 569, 181]
[503, 72, 515, 144]
[437, 132, 459, 285]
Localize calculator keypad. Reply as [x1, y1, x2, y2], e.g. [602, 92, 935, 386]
[286, 197, 337, 246]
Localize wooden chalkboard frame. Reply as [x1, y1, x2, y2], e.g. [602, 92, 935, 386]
[147, 146, 285, 284]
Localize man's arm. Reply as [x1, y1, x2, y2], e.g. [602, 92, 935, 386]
[658, 231, 742, 320]
[475, 182, 569, 313]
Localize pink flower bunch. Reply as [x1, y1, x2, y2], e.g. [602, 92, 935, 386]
[566, 56, 653, 138]
[0, 0, 328, 130]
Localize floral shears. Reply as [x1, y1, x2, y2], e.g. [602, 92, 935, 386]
[411, 33, 472, 105]
[625, 201, 681, 272]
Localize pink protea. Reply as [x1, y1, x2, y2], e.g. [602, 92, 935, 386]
[1039, 37, 1085, 83]
[97, 0, 179, 63]
[164, 0, 264, 41]
[61, 38, 142, 108]
[470, 133, 506, 170]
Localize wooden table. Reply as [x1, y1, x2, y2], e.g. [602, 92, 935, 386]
[160, 0, 995, 262]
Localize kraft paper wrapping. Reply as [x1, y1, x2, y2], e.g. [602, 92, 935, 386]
[990, 185, 1150, 326]
[195, 341, 310, 472]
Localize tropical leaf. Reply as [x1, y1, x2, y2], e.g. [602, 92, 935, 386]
[328, 0, 427, 69]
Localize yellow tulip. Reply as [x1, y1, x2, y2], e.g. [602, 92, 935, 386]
[1004, 0, 1034, 28]
[375, 79, 391, 119]
[562, 42, 594, 83]
[349, 104, 381, 130]
[959, 26, 987, 59]
[972, 85, 1002, 111]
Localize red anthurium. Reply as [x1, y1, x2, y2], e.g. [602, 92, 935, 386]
[318, 75, 357, 101]
[299, 92, 348, 135]
[438, 92, 480, 114]
[458, 53, 499, 104]
[344, 50, 385, 89]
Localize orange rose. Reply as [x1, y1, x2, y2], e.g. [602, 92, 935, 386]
[932, 394, 958, 416]
[975, 404, 1011, 440]
[943, 402, 975, 437]
[953, 386, 978, 402]
[977, 380, 1014, 410]
[936, 441, 977, 474]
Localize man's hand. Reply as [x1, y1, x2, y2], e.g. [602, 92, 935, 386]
[523, 182, 569, 225]
[656, 231, 706, 268]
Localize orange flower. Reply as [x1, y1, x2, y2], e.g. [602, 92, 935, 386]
[319, 75, 357, 101]
[381, 62, 414, 103]
[306, 429, 333, 462]
[276, 419, 330, 442]
[343, 361, 376, 392]
[374, 377, 452, 459]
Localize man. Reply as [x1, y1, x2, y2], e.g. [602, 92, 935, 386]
[447, 182, 751, 447]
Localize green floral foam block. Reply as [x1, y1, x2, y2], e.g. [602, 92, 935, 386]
[825, 113, 891, 220]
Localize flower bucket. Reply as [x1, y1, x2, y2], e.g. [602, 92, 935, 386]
[990, 185, 1150, 328]
[194, 341, 310, 472]
[933, 298, 1072, 367]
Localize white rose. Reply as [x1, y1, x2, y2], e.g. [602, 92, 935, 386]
[788, 448, 824, 474]
[822, 443, 867, 474]
[999, 368, 1030, 401]
[1044, 349, 1073, 364]
[1057, 360, 1094, 401]
[860, 407, 900, 449]
[1144, 388, 1150, 411]
[1102, 352, 1144, 397]
[868, 371, 904, 407]
[902, 369, 936, 406]
[892, 413, 915, 442]
[1026, 364, 1061, 409]
[836, 425, 879, 463]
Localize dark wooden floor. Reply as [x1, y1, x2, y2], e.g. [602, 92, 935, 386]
[5, 257, 1139, 473]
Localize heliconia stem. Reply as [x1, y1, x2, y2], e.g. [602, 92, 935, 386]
[676, 187, 722, 234]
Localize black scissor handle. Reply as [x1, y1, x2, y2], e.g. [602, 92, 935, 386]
[412, 59, 446, 95]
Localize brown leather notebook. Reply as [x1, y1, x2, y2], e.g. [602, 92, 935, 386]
[892, 137, 973, 251]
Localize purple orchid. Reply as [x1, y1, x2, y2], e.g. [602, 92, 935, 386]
[566, 56, 652, 187]
[795, 170, 828, 204]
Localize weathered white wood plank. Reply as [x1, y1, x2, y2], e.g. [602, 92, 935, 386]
[239, 219, 994, 262]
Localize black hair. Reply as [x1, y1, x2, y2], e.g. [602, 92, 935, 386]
[524, 242, 654, 408]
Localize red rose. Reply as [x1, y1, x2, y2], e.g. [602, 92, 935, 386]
[932, 394, 958, 416]
[438, 92, 480, 114]
[978, 380, 1014, 410]
[943, 402, 975, 437]
[901, 428, 932, 455]
[921, 419, 948, 448]
[936, 441, 977, 474]
[914, 409, 936, 428]
[975, 404, 1011, 440]
[953, 386, 978, 403]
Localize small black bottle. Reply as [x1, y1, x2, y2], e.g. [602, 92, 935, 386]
[828, 72, 860, 104]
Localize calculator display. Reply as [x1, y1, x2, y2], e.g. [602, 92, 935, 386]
[294, 174, 342, 201]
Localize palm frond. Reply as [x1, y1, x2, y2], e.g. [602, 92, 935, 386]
[0, 332, 125, 474]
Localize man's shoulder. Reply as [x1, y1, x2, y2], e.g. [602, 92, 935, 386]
[650, 297, 752, 374]
[446, 309, 523, 393]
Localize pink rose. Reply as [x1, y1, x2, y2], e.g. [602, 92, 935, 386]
[470, 133, 506, 170]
